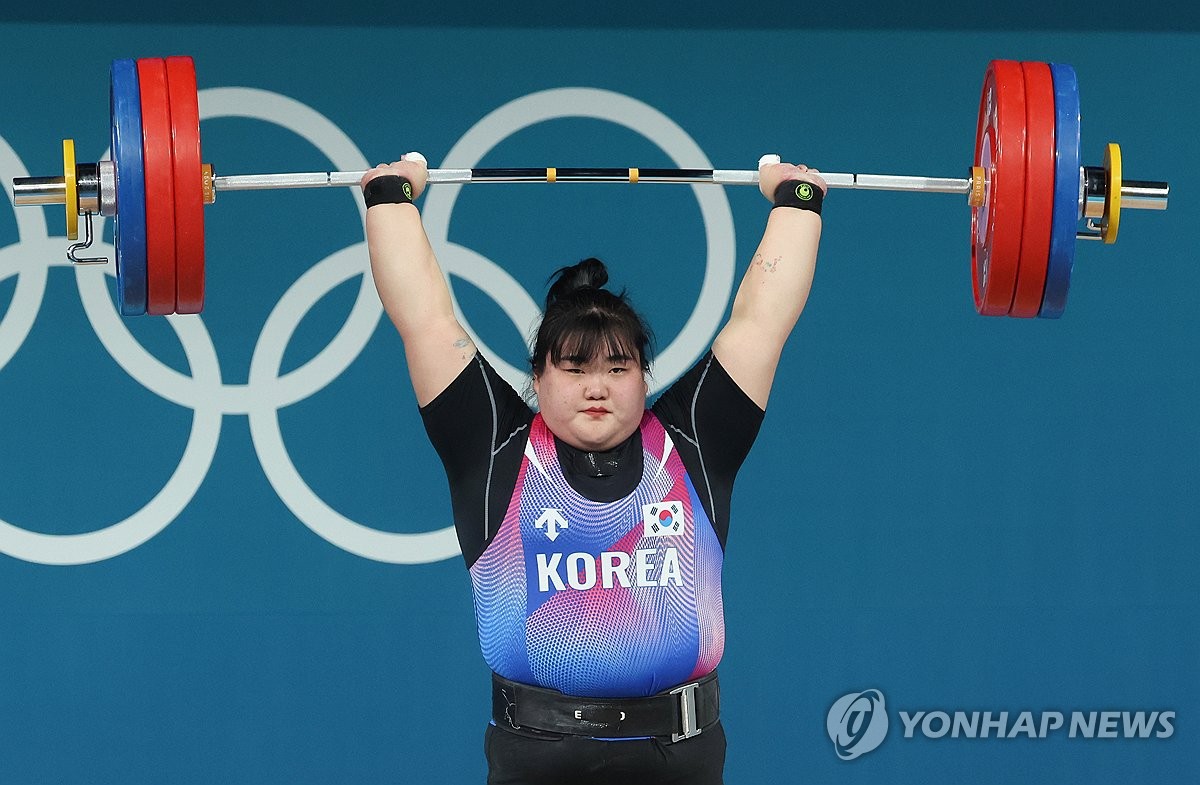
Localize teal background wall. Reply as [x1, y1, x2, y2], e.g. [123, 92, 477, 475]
[0, 13, 1195, 785]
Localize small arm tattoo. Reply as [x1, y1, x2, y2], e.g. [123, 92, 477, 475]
[753, 253, 780, 273]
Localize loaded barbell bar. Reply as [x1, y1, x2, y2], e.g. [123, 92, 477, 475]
[11, 56, 1170, 319]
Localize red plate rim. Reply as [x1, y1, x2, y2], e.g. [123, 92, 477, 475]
[166, 56, 205, 315]
[137, 58, 178, 316]
[971, 60, 1026, 316]
[1010, 61, 1055, 318]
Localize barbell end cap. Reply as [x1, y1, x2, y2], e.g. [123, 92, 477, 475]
[969, 166, 986, 208]
[202, 164, 215, 205]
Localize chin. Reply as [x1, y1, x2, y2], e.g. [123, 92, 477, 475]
[569, 433, 611, 451]
[589, 426, 640, 451]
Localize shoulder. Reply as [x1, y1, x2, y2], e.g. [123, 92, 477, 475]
[652, 351, 764, 433]
[421, 353, 534, 454]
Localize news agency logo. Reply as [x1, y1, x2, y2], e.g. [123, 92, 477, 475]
[827, 689, 889, 760]
[826, 689, 1178, 761]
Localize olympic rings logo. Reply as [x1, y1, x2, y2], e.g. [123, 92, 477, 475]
[0, 86, 736, 567]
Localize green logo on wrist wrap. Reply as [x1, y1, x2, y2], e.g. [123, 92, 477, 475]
[795, 182, 814, 201]
[403, 181, 413, 200]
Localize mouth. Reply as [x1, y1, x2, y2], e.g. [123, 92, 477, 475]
[582, 407, 610, 415]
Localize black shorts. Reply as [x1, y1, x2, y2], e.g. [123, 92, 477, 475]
[484, 721, 726, 785]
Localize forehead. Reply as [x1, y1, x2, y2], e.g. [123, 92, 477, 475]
[551, 329, 639, 361]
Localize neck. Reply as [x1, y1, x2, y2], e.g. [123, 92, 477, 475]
[557, 431, 638, 478]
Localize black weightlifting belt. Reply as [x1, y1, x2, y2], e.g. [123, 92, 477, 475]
[491, 671, 719, 742]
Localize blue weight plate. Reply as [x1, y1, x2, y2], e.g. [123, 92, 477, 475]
[111, 58, 148, 316]
[1040, 62, 1081, 319]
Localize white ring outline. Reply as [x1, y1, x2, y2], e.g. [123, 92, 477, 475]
[246, 241, 463, 563]
[0, 241, 223, 566]
[0, 134, 51, 376]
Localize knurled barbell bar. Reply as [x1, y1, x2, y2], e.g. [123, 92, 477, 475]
[11, 56, 1170, 319]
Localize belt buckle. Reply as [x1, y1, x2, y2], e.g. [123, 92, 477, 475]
[669, 681, 703, 742]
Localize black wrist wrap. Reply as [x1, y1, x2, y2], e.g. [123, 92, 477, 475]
[363, 175, 414, 207]
[772, 179, 823, 215]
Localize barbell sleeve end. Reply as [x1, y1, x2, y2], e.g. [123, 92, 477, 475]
[1121, 180, 1169, 211]
[13, 176, 67, 206]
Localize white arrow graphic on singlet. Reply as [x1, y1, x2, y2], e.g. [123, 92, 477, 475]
[536, 509, 569, 542]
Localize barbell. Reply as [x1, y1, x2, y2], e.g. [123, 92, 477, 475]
[11, 56, 1170, 318]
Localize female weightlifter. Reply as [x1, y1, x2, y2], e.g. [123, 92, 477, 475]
[361, 153, 825, 784]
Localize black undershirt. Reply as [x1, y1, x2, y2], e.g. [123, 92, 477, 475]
[554, 431, 644, 502]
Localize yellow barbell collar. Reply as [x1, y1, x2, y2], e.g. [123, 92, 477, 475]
[1103, 142, 1122, 244]
[63, 139, 78, 240]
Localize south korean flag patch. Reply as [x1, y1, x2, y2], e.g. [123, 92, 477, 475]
[642, 500, 685, 538]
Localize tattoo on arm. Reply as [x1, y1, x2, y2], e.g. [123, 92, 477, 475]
[753, 253, 780, 273]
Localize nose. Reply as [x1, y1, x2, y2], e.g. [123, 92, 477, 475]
[583, 372, 608, 399]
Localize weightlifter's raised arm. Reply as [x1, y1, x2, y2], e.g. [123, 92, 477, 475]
[360, 153, 477, 406]
[712, 158, 827, 409]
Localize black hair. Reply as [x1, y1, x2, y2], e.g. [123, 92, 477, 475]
[529, 258, 654, 377]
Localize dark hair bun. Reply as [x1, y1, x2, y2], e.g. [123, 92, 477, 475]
[546, 258, 608, 307]
[531, 257, 654, 376]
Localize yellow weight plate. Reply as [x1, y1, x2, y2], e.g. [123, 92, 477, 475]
[1102, 142, 1121, 244]
[63, 139, 78, 240]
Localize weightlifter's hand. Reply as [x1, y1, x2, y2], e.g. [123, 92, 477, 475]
[360, 151, 429, 200]
[757, 154, 827, 202]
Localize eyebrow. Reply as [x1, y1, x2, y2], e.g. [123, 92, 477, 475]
[560, 352, 634, 365]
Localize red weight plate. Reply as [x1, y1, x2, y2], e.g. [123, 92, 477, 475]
[166, 56, 205, 314]
[971, 60, 1026, 316]
[1010, 62, 1055, 318]
[137, 58, 178, 315]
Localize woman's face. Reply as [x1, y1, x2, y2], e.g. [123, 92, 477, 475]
[533, 350, 648, 451]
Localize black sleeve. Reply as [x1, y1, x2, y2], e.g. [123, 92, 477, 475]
[651, 351, 765, 548]
[419, 354, 534, 567]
